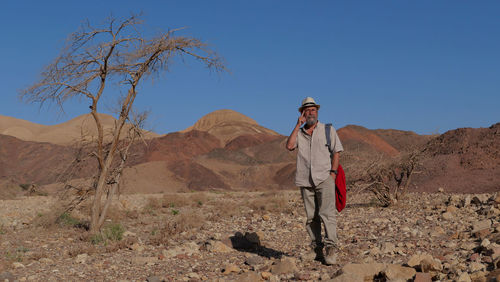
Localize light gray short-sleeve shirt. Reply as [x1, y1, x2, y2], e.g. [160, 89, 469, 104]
[295, 121, 343, 187]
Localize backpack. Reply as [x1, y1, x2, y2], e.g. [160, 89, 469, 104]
[325, 123, 347, 212]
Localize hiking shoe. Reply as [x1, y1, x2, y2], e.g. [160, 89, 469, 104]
[324, 246, 337, 265]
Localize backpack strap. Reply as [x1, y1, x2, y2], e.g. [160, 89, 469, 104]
[325, 123, 332, 154]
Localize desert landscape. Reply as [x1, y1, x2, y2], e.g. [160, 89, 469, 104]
[0, 110, 499, 281]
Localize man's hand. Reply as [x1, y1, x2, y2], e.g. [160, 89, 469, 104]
[297, 111, 306, 127]
[330, 172, 337, 181]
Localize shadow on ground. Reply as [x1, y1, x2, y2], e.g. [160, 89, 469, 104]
[229, 231, 288, 259]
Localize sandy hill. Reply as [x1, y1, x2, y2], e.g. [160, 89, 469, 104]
[181, 109, 279, 144]
[0, 113, 159, 145]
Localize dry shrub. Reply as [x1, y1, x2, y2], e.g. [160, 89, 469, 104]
[33, 204, 86, 229]
[248, 192, 293, 214]
[150, 210, 205, 245]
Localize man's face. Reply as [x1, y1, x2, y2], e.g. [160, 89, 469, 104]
[303, 106, 318, 126]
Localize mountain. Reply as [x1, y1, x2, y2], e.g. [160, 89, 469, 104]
[181, 109, 279, 144]
[412, 123, 500, 193]
[0, 113, 159, 145]
[0, 111, 498, 198]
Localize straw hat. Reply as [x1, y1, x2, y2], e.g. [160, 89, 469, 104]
[298, 97, 320, 112]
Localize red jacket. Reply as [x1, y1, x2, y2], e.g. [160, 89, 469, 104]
[335, 164, 346, 212]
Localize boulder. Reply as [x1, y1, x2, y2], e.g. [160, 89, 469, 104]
[472, 220, 492, 234]
[340, 263, 386, 280]
[383, 264, 416, 281]
[270, 257, 298, 275]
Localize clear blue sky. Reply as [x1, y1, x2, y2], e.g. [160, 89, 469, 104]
[1, 1, 499, 135]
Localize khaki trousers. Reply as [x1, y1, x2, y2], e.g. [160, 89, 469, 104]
[300, 175, 338, 247]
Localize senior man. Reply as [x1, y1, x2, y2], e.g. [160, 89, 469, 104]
[286, 97, 343, 265]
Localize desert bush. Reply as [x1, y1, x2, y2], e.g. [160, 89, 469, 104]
[89, 223, 125, 245]
[4, 246, 29, 262]
[57, 212, 82, 227]
[150, 210, 205, 245]
[34, 204, 88, 229]
[102, 223, 125, 241]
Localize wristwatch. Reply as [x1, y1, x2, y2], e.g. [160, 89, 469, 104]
[330, 169, 338, 175]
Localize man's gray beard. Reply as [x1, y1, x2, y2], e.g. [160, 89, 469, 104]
[306, 118, 317, 126]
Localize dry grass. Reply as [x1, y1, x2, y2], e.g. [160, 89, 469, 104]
[150, 210, 205, 245]
[248, 191, 294, 214]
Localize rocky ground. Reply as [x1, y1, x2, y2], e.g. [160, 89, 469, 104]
[0, 190, 499, 281]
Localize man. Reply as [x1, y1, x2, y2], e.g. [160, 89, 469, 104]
[286, 97, 343, 265]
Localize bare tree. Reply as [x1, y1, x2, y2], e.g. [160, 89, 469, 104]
[20, 15, 226, 232]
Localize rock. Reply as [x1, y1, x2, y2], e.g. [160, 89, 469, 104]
[75, 253, 88, 264]
[262, 214, 270, 221]
[492, 246, 500, 259]
[449, 195, 461, 206]
[420, 257, 443, 272]
[470, 253, 480, 262]
[382, 242, 395, 254]
[469, 262, 486, 272]
[408, 253, 442, 272]
[480, 239, 490, 248]
[469, 271, 487, 282]
[446, 205, 458, 213]
[0, 272, 15, 281]
[494, 194, 500, 204]
[472, 220, 491, 234]
[442, 212, 454, 220]
[474, 229, 491, 240]
[146, 276, 163, 282]
[244, 232, 261, 246]
[123, 231, 136, 237]
[414, 272, 432, 282]
[407, 253, 433, 267]
[206, 240, 233, 253]
[383, 264, 416, 281]
[457, 272, 472, 282]
[340, 263, 386, 280]
[12, 262, 25, 269]
[222, 263, 240, 274]
[438, 187, 444, 193]
[238, 271, 261, 281]
[330, 272, 364, 282]
[245, 255, 264, 268]
[463, 195, 472, 207]
[163, 241, 200, 258]
[130, 243, 145, 252]
[131, 256, 158, 265]
[261, 271, 272, 280]
[270, 257, 298, 275]
[39, 258, 54, 264]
